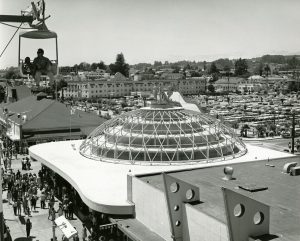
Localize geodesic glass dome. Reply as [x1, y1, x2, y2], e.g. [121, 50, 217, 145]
[79, 106, 247, 165]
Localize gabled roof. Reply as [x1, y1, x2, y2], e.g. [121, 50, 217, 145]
[0, 95, 54, 122]
[0, 95, 105, 131]
[22, 102, 105, 131]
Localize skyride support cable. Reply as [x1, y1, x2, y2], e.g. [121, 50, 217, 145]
[0, 22, 23, 58]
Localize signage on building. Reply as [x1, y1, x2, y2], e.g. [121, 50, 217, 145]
[54, 216, 77, 239]
[99, 223, 117, 231]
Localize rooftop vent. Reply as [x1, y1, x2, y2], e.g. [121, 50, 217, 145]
[283, 162, 298, 174]
[223, 166, 234, 181]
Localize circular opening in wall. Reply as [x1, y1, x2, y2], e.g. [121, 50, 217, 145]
[170, 182, 179, 193]
[175, 220, 181, 226]
[174, 205, 179, 211]
[186, 189, 195, 200]
[233, 203, 245, 217]
[253, 212, 264, 225]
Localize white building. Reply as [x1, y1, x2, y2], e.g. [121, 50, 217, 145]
[62, 78, 206, 99]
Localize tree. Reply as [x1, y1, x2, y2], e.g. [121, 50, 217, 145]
[256, 125, 266, 137]
[269, 123, 277, 133]
[264, 64, 271, 77]
[57, 79, 68, 100]
[109, 53, 129, 77]
[223, 65, 231, 75]
[154, 61, 162, 67]
[209, 62, 219, 74]
[171, 64, 180, 73]
[234, 58, 248, 76]
[255, 62, 264, 76]
[241, 124, 250, 137]
[207, 84, 215, 93]
[0, 85, 6, 103]
[4, 67, 20, 79]
[98, 61, 106, 70]
[287, 56, 298, 70]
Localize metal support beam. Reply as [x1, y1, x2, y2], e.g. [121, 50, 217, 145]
[163, 173, 200, 241]
[222, 187, 270, 241]
[0, 15, 33, 23]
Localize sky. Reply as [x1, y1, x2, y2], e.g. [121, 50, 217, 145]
[1, 0, 300, 68]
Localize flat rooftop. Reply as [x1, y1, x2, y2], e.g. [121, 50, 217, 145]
[29, 140, 294, 216]
[139, 157, 300, 241]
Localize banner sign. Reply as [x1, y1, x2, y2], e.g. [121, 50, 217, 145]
[54, 216, 77, 239]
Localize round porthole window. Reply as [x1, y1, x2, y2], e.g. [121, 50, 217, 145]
[175, 220, 181, 226]
[186, 189, 195, 200]
[253, 212, 264, 225]
[233, 204, 245, 217]
[170, 182, 179, 193]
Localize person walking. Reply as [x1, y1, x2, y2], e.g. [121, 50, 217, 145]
[82, 224, 87, 241]
[12, 201, 17, 215]
[7, 189, 12, 204]
[57, 204, 63, 217]
[40, 191, 46, 209]
[68, 200, 74, 219]
[25, 218, 32, 238]
[31, 195, 37, 211]
[17, 198, 22, 216]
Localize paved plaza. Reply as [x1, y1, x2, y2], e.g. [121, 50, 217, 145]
[2, 155, 87, 241]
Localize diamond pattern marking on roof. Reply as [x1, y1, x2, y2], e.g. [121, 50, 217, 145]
[79, 107, 247, 165]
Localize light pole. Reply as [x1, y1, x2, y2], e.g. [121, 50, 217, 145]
[291, 110, 295, 154]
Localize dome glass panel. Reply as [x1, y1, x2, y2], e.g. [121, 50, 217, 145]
[79, 107, 247, 165]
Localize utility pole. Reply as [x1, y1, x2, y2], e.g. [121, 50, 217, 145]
[291, 111, 295, 154]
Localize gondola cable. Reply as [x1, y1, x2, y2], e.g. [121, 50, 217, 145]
[0, 22, 23, 58]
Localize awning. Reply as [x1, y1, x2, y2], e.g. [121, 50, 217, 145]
[110, 218, 165, 241]
[23, 131, 84, 141]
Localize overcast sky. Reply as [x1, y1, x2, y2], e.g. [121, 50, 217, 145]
[1, 0, 300, 68]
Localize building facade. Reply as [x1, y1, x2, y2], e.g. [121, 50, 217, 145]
[62, 78, 206, 99]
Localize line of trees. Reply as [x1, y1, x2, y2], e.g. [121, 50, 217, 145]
[71, 53, 130, 77]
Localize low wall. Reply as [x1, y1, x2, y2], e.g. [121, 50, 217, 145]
[131, 177, 172, 241]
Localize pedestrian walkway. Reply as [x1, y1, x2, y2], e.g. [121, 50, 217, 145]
[241, 136, 282, 141]
[2, 155, 86, 241]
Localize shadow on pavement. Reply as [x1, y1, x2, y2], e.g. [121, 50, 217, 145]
[15, 236, 36, 241]
[18, 216, 26, 225]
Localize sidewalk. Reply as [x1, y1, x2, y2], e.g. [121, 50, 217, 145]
[2, 155, 85, 241]
[241, 136, 283, 141]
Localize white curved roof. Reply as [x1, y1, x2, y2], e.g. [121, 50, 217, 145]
[29, 140, 294, 215]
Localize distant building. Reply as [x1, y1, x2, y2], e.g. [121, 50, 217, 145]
[0, 95, 105, 151]
[237, 83, 261, 93]
[6, 85, 32, 103]
[214, 77, 244, 92]
[161, 72, 184, 80]
[62, 78, 206, 99]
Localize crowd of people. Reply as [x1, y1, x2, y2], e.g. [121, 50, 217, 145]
[1, 148, 126, 241]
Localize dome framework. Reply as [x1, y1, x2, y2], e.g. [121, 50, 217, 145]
[79, 107, 247, 165]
